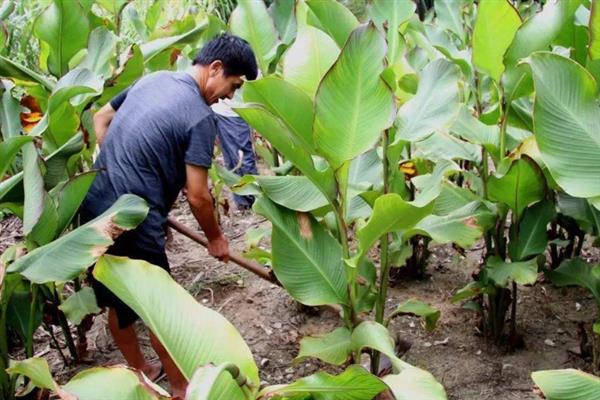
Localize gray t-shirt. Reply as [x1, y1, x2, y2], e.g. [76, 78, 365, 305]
[81, 71, 217, 252]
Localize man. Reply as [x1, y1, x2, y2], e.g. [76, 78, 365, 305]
[81, 34, 257, 398]
[212, 97, 258, 210]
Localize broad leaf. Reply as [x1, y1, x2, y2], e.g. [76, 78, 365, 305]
[591, 0, 600, 61]
[8, 194, 149, 283]
[34, 0, 90, 77]
[235, 104, 335, 199]
[368, 0, 415, 64]
[59, 286, 100, 325]
[472, 0, 521, 82]
[550, 258, 600, 304]
[78, 27, 116, 79]
[254, 197, 348, 306]
[261, 365, 386, 400]
[488, 156, 546, 218]
[415, 132, 481, 163]
[1, 86, 22, 140]
[282, 25, 339, 99]
[305, 0, 359, 47]
[0, 136, 33, 179]
[390, 299, 440, 332]
[435, 0, 466, 43]
[383, 367, 447, 400]
[527, 52, 600, 199]
[7, 357, 57, 391]
[433, 182, 480, 216]
[98, 45, 144, 105]
[508, 200, 555, 261]
[557, 192, 600, 234]
[295, 327, 352, 365]
[0, 56, 55, 90]
[229, 0, 279, 74]
[94, 256, 259, 385]
[395, 59, 460, 143]
[270, 0, 297, 45]
[242, 77, 315, 150]
[410, 201, 495, 248]
[449, 107, 499, 155]
[256, 175, 328, 212]
[63, 366, 169, 400]
[484, 256, 538, 288]
[140, 21, 208, 63]
[50, 171, 97, 236]
[531, 369, 600, 400]
[355, 194, 432, 263]
[314, 23, 394, 169]
[185, 364, 247, 400]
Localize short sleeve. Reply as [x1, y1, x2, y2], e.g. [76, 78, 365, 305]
[109, 88, 130, 110]
[185, 116, 217, 168]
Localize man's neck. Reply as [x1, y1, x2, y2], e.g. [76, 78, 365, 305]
[189, 65, 208, 100]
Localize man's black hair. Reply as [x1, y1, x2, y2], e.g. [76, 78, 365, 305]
[193, 33, 258, 80]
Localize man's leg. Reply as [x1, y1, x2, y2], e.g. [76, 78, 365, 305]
[149, 332, 187, 398]
[107, 308, 161, 379]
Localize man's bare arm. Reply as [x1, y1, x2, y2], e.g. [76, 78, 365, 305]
[93, 103, 116, 146]
[185, 164, 230, 262]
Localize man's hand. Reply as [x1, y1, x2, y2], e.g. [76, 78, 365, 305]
[207, 234, 230, 263]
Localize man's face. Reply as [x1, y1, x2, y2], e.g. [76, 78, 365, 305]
[205, 61, 244, 105]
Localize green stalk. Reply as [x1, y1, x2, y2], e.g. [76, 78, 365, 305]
[498, 86, 508, 159]
[25, 284, 38, 358]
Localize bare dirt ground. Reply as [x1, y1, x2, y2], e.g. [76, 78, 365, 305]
[2, 196, 598, 399]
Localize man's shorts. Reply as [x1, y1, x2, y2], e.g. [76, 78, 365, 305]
[88, 230, 170, 329]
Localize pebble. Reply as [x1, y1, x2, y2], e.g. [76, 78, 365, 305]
[557, 328, 565, 334]
[476, 350, 482, 355]
[273, 322, 282, 329]
[285, 367, 294, 374]
[423, 342, 432, 348]
[576, 302, 582, 311]
[544, 339, 556, 347]
[409, 321, 416, 328]
[286, 374, 294, 380]
[260, 358, 270, 367]
[434, 338, 449, 346]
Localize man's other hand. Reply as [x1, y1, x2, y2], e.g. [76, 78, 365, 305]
[207, 234, 230, 263]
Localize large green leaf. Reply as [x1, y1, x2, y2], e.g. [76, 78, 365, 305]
[532, 369, 600, 400]
[355, 194, 433, 263]
[390, 299, 440, 332]
[410, 201, 495, 248]
[590, 0, 600, 61]
[0, 56, 55, 90]
[415, 132, 481, 163]
[314, 24, 394, 169]
[242, 77, 315, 150]
[98, 45, 144, 106]
[34, 0, 90, 77]
[94, 255, 259, 385]
[484, 256, 538, 288]
[185, 363, 247, 400]
[261, 365, 386, 400]
[367, 0, 415, 64]
[411, 160, 461, 206]
[7, 357, 57, 391]
[7, 194, 149, 283]
[488, 156, 546, 218]
[254, 196, 348, 306]
[256, 175, 328, 212]
[63, 366, 168, 400]
[432, 182, 480, 216]
[557, 192, 600, 234]
[59, 286, 100, 325]
[305, 0, 359, 47]
[282, 25, 339, 99]
[395, 59, 460, 143]
[472, 0, 521, 82]
[78, 26, 117, 80]
[229, 0, 279, 74]
[50, 171, 97, 236]
[508, 200, 555, 261]
[449, 106, 499, 155]
[0, 86, 22, 140]
[383, 367, 447, 400]
[269, 0, 297, 45]
[0, 136, 33, 179]
[550, 258, 600, 304]
[295, 327, 352, 365]
[435, 0, 466, 43]
[527, 52, 600, 199]
[140, 21, 208, 63]
[235, 104, 335, 199]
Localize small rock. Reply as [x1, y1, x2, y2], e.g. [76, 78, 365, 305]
[544, 339, 556, 347]
[201, 298, 208, 303]
[409, 321, 416, 328]
[557, 328, 565, 334]
[260, 380, 270, 386]
[502, 363, 514, 371]
[260, 358, 270, 367]
[423, 342, 432, 348]
[576, 302, 582, 311]
[285, 367, 294, 374]
[476, 350, 482, 355]
[236, 279, 243, 286]
[273, 322, 283, 329]
[434, 338, 449, 346]
[285, 374, 294, 380]
[263, 327, 273, 336]
[568, 346, 582, 356]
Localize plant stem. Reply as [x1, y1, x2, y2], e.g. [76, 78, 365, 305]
[25, 284, 38, 358]
[499, 86, 508, 159]
[52, 286, 78, 363]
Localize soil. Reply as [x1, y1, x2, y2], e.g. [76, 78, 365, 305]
[2, 197, 598, 400]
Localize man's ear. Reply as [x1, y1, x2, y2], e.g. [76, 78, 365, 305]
[208, 60, 224, 77]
